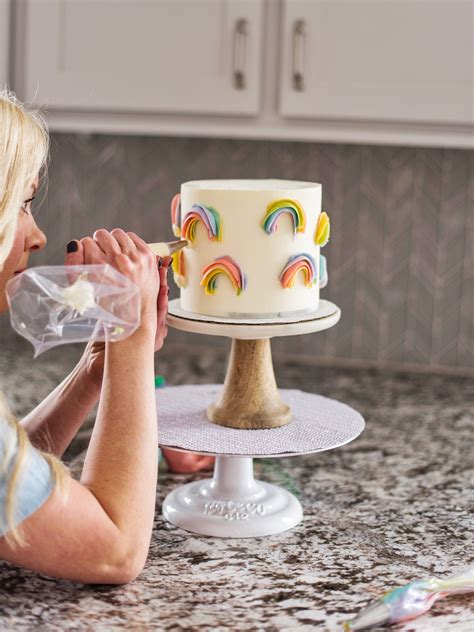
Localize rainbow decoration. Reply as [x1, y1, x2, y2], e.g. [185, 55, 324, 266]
[280, 253, 317, 289]
[170, 193, 182, 237]
[171, 249, 186, 288]
[181, 204, 222, 243]
[201, 256, 247, 296]
[319, 254, 328, 288]
[262, 199, 306, 236]
[315, 211, 330, 246]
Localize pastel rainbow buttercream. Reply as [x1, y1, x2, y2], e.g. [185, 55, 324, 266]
[280, 253, 317, 289]
[200, 256, 247, 296]
[315, 211, 330, 246]
[170, 193, 182, 237]
[262, 199, 306, 235]
[171, 249, 186, 288]
[181, 204, 222, 243]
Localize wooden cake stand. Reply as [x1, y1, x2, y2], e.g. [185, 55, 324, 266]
[160, 299, 364, 538]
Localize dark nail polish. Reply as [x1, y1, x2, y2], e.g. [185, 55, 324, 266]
[167, 287, 170, 296]
[66, 240, 78, 253]
[158, 258, 163, 269]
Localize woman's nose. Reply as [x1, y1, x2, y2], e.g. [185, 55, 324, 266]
[27, 218, 47, 252]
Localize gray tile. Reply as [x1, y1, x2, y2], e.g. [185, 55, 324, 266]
[9, 134, 472, 371]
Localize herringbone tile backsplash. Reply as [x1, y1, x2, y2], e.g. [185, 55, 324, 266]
[14, 135, 474, 371]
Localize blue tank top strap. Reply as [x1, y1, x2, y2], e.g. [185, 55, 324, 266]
[0, 417, 54, 537]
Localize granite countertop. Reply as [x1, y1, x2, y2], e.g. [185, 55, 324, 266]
[0, 338, 473, 631]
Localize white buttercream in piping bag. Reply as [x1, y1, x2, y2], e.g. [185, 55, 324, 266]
[61, 272, 96, 315]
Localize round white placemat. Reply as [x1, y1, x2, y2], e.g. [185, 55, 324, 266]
[157, 385, 364, 457]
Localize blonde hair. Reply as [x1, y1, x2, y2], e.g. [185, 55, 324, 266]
[0, 90, 68, 545]
[0, 89, 49, 269]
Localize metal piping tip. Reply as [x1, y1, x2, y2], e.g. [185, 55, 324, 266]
[147, 239, 188, 257]
[167, 239, 188, 254]
[344, 600, 391, 631]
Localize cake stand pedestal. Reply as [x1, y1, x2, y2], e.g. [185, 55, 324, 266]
[162, 452, 302, 538]
[160, 300, 364, 538]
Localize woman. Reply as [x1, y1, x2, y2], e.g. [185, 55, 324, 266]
[0, 90, 208, 583]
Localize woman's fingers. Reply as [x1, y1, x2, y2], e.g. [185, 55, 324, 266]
[65, 240, 85, 266]
[159, 258, 168, 287]
[157, 288, 168, 323]
[157, 256, 170, 306]
[81, 236, 107, 264]
[110, 228, 138, 257]
[93, 229, 121, 257]
[157, 264, 169, 311]
[66, 231, 168, 264]
[64, 240, 86, 286]
[153, 262, 170, 351]
[127, 231, 150, 255]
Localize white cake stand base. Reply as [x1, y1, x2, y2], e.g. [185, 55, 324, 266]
[158, 385, 364, 538]
[163, 456, 302, 538]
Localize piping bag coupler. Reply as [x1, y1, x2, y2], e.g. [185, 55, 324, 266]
[5, 240, 187, 356]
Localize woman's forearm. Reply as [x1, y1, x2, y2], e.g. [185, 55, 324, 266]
[79, 325, 158, 563]
[20, 359, 101, 456]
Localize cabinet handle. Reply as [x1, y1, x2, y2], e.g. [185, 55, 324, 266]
[233, 18, 248, 90]
[292, 19, 306, 92]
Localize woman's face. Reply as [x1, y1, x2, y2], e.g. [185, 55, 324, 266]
[0, 177, 47, 313]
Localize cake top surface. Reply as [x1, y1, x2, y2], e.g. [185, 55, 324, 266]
[181, 179, 321, 192]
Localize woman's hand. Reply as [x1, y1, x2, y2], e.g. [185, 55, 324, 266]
[69, 228, 161, 322]
[161, 448, 215, 473]
[66, 230, 170, 386]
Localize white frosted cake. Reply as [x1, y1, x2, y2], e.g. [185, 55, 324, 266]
[170, 179, 330, 319]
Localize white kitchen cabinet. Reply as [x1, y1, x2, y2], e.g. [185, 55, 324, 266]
[0, 0, 10, 86]
[20, 0, 264, 116]
[11, 0, 473, 147]
[279, 0, 473, 125]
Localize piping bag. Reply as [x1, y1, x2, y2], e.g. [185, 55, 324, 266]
[5, 239, 187, 356]
[344, 564, 474, 630]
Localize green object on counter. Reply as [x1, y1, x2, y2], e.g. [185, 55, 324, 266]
[155, 375, 166, 388]
[154, 375, 165, 465]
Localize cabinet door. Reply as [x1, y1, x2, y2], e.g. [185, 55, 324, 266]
[0, 0, 9, 86]
[21, 0, 263, 116]
[279, 0, 473, 125]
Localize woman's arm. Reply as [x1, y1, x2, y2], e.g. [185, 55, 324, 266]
[0, 230, 163, 583]
[20, 358, 101, 456]
[0, 327, 158, 583]
[81, 322, 158, 566]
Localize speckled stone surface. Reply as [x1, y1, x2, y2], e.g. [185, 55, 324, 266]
[0, 338, 473, 631]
